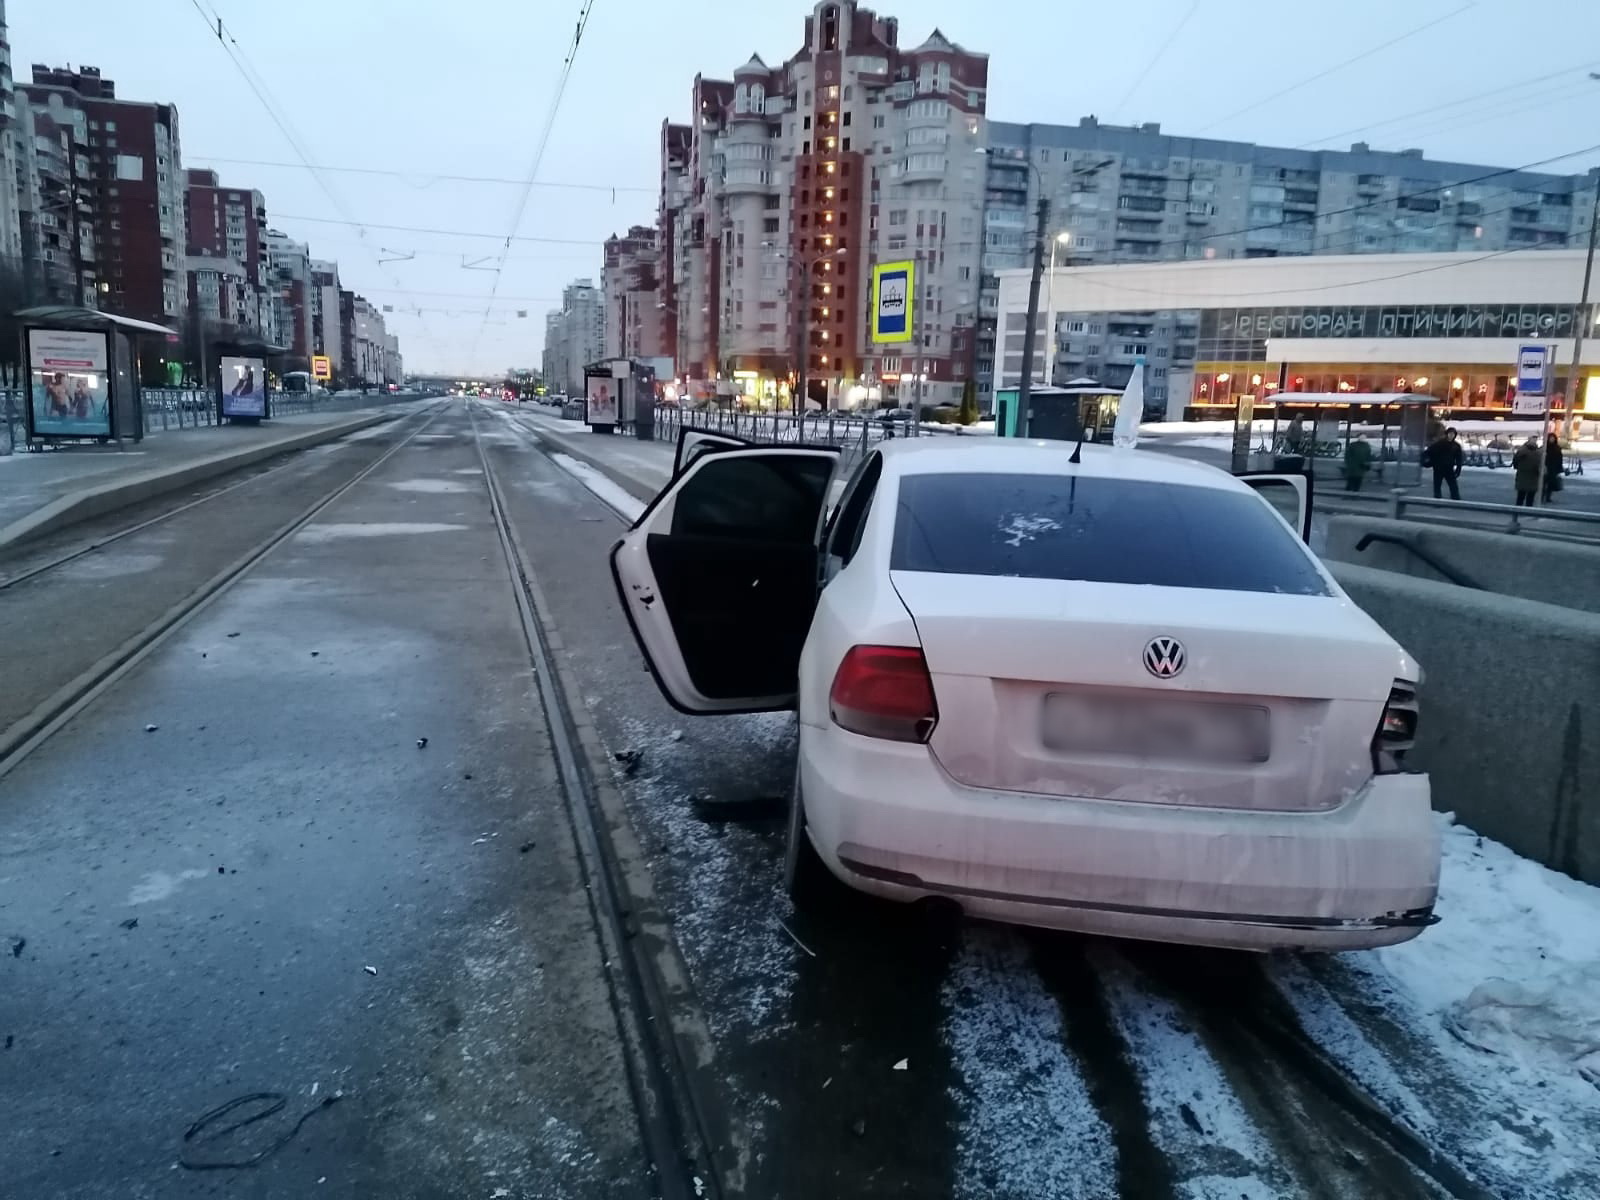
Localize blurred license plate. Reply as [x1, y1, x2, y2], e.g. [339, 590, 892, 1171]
[1041, 693, 1270, 764]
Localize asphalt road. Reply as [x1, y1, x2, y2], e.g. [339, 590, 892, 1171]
[1, 403, 649, 1199]
[4, 400, 1598, 1199]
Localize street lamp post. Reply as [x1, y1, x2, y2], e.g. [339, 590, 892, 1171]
[1562, 171, 1600, 443]
[1044, 231, 1073, 384]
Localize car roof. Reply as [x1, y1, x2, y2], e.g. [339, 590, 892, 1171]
[874, 437, 1243, 490]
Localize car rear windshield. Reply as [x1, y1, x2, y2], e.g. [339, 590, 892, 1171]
[891, 471, 1331, 596]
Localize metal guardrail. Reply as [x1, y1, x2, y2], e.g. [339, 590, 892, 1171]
[648, 405, 980, 472]
[1380, 489, 1600, 539]
[1353, 531, 1484, 588]
[1, 387, 421, 452]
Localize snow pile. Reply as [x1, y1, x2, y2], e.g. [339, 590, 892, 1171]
[1446, 971, 1600, 1085]
[548, 453, 645, 524]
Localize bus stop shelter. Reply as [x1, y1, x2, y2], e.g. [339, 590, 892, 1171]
[14, 306, 177, 449]
[1230, 392, 1434, 487]
[995, 378, 1122, 442]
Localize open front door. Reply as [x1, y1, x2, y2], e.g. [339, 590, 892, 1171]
[1237, 470, 1313, 542]
[674, 426, 750, 478]
[611, 446, 840, 714]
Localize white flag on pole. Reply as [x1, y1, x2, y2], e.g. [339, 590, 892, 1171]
[1114, 358, 1144, 449]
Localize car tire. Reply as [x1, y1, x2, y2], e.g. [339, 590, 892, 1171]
[784, 764, 842, 913]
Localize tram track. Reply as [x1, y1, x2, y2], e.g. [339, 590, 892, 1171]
[0, 400, 449, 777]
[468, 403, 743, 1199]
[0, 405, 440, 593]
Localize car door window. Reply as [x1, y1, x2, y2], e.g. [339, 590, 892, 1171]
[825, 453, 883, 571]
[672, 454, 834, 543]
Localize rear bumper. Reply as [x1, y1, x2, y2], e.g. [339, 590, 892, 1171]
[799, 725, 1441, 952]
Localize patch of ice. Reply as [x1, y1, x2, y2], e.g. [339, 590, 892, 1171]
[294, 522, 468, 543]
[386, 478, 473, 494]
[943, 931, 1115, 1199]
[339, 424, 392, 442]
[452, 468, 484, 476]
[128, 868, 212, 904]
[549, 452, 646, 523]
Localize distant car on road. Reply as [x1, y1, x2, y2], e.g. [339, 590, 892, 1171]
[611, 434, 1439, 951]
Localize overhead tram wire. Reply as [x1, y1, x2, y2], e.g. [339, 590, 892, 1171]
[470, 0, 598, 362]
[1295, 60, 1600, 149]
[183, 0, 446, 355]
[183, 156, 654, 196]
[1110, 0, 1198, 122]
[1193, 2, 1476, 135]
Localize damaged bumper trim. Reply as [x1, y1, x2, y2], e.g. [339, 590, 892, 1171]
[835, 855, 1440, 932]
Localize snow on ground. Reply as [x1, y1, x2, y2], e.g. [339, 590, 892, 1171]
[943, 931, 1115, 1200]
[547, 453, 645, 524]
[1097, 953, 1290, 1195]
[1283, 815, 1600, 1197]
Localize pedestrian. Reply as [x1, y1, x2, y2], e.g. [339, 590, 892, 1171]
[1512, 436, 1542, 507]
[1542, 432, 1564, 504]
[1283, 413, 1307, 456]
[1426, 426, 1464, 500]
[1343, 434, 1374, 492]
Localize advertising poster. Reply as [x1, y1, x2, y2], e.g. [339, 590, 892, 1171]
[221, 356, 267, 418]
[28, 328, 111, 438]
[586, 375, 618, 426]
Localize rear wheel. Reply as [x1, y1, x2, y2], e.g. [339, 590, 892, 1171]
[784, 763, 842, 913]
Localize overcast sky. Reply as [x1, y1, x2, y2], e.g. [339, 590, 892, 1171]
[13, 0, 1600, 375]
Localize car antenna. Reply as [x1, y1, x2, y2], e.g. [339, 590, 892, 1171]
[1068, 430, 1084, 465]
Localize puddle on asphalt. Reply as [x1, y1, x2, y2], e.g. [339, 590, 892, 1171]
[294, 522, 469, 543]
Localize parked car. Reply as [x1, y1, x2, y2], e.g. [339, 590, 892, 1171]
[610, 434, 1439, 951]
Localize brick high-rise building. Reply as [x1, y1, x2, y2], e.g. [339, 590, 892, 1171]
[602, 224, 665, 360]
[24, 65, 185, 325]
[658, 1, 988, 409]
[183, 168, 268, 336]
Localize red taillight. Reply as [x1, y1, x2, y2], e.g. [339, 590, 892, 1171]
[829, 645, 939, 743]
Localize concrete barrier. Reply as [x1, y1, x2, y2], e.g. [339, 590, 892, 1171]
[1324, 515, 1600, 613]
[1331, 561, 1600, 885]
[0, 412, 398, 552]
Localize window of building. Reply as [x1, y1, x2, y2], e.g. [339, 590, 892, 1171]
[115, 154, 143, 182]
[842, 138, 851, 152]
[804, 115, 811, 129]
[803, 140, 811, 155]
[889, 209, 907, 226]
[873, 114, 885, 129]
[843, 111, 852, 127]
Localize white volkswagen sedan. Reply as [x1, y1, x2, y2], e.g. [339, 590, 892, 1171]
[610, 434, 1440, 951]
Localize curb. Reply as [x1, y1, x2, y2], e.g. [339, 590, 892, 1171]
[524, 422, 668, 505]
[0, 411, 398, 552]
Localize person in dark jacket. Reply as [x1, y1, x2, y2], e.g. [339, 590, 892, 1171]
[1512, 437, 1542, 507]
[1543, 433, 1564, 503]
[1343, 435, 1374, 491]
[1427, 427, 1464, 499]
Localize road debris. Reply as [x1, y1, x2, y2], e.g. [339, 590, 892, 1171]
[613, 748, 642, 774]
[3, 1035, 12, 1050]
[670, 729, 684, 742]
[226, 632, 240, 638]
[776, 918, 816, 959]
[416, 737, 429, 749]
[519, 841, 536, 854]
[178, 1091, 344, 1171]
[144, 724, 159, 733]
[119, 918, 138, 930]
[9, 937, 23, 958]
[892, 1058, 909, 1071]
[363, 965, 378, 976]
[850, 1117, 867, 1137]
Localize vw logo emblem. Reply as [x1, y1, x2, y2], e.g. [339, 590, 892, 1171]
[1144, 637, 1186, 679]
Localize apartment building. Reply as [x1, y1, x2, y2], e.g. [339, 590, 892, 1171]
[264, 228, 312, 364]
[339, 290, 398, 386]
[0, 1, 24, 270]
[980, 116, 1600, 412]
[658, 1, 988, 409]
[14, 80, 94, 304]
[310, 258, 341, 372]
[602, 224, 665, 361]
[542, 278, 602, 396]
[183, 168, 269, 336]
[22, 65, 185, 326]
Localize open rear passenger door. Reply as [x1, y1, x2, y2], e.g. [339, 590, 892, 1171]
[1236, 470, 1313, 542]
[674, 426, 750, 478]
[611, 446, 841, 714]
